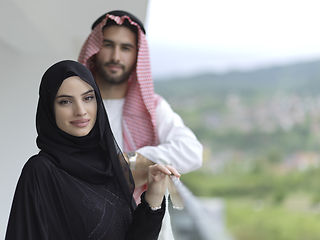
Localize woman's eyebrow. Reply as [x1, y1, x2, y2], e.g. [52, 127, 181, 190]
[56, 94, 73, 99]
[56, 89, 94, 99]
[81, 89, 94, 96]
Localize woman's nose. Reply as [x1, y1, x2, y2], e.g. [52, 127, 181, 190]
[74, 102, 86, 116]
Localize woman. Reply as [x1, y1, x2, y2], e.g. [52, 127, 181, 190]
[5, 60, 180, 240]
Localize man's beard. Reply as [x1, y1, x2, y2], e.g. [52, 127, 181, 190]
[95, 61, 133, 85]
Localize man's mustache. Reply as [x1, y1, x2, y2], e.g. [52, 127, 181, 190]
[103, 62, 125, 69]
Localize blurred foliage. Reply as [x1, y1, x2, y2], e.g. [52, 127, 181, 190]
[181, 168, 320, 240]
[155, 59, 320, 240]
[226, 198, 320, 240]
[181, 168, 320, 203]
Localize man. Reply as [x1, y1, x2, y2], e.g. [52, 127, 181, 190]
[79, 10, 202, 197]
[78, 8, 203, 240]
[78, 11, 203, 238]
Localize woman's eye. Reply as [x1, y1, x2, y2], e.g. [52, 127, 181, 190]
[84, 95, 95, 101]
[59, 100, 71, 105]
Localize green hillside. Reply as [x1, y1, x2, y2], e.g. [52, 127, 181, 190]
[154, 59, 320, 156]
[155, 60, 320, 96]
[154, 59, 320, 240]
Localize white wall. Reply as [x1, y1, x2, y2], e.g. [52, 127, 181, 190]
[0, 0, 149, 237]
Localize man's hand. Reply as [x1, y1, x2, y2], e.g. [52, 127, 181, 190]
[124, 152, 155, 187]
[123, 152, 154, 170]
[135, 153, 154, 170]
[131, 169, 148, 187]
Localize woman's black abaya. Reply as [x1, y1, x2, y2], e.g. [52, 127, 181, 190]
[5, 60, 165, 240]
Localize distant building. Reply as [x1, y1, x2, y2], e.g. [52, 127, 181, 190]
[280, 152, 320, 172]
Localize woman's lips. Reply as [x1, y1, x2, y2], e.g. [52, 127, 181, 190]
[70, 119, 90, 128]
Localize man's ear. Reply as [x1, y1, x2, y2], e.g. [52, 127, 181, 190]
[91, 54, 96, 62]
[88, 54, 97, 74]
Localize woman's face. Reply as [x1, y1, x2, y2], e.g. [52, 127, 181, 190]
[54, 76, 97, 137]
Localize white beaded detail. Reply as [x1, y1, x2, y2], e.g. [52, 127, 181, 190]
[172, 205, 184, 210]
[150, 205, 162, 211]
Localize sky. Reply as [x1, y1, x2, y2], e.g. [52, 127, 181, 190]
[145, 0, 320, 78]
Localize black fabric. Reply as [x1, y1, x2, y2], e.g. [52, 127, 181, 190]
[6, 156, 133, 240]
[5, 156, 165, 240]
[35, 60, 134, 196]
[5, 60, 167, 240]
[91, 10, 146, 34]
[128, 192, 166, 239]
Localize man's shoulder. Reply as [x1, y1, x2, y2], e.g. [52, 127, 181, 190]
[155, 96, 174, 112]
[154, 93, 163, 104]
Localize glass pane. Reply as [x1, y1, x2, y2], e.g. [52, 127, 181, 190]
[168, 175, 234, 240]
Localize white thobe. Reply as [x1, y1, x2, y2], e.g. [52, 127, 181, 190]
[103, 97, 203, 240]
[103, 98, 203, 173]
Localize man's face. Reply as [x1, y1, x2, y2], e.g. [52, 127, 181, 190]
[94, 25, 138, 85]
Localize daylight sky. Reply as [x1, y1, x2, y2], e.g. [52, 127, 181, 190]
[145, 0, 320, 78]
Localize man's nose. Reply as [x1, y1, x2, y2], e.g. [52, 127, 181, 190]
[111, 47, 121, 63]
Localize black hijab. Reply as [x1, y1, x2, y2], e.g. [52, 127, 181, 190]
[36, 60, 134, 206]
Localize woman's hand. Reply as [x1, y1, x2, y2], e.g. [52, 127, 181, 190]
[144, 164, 180, 208]
[167, 175, 185, 208]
